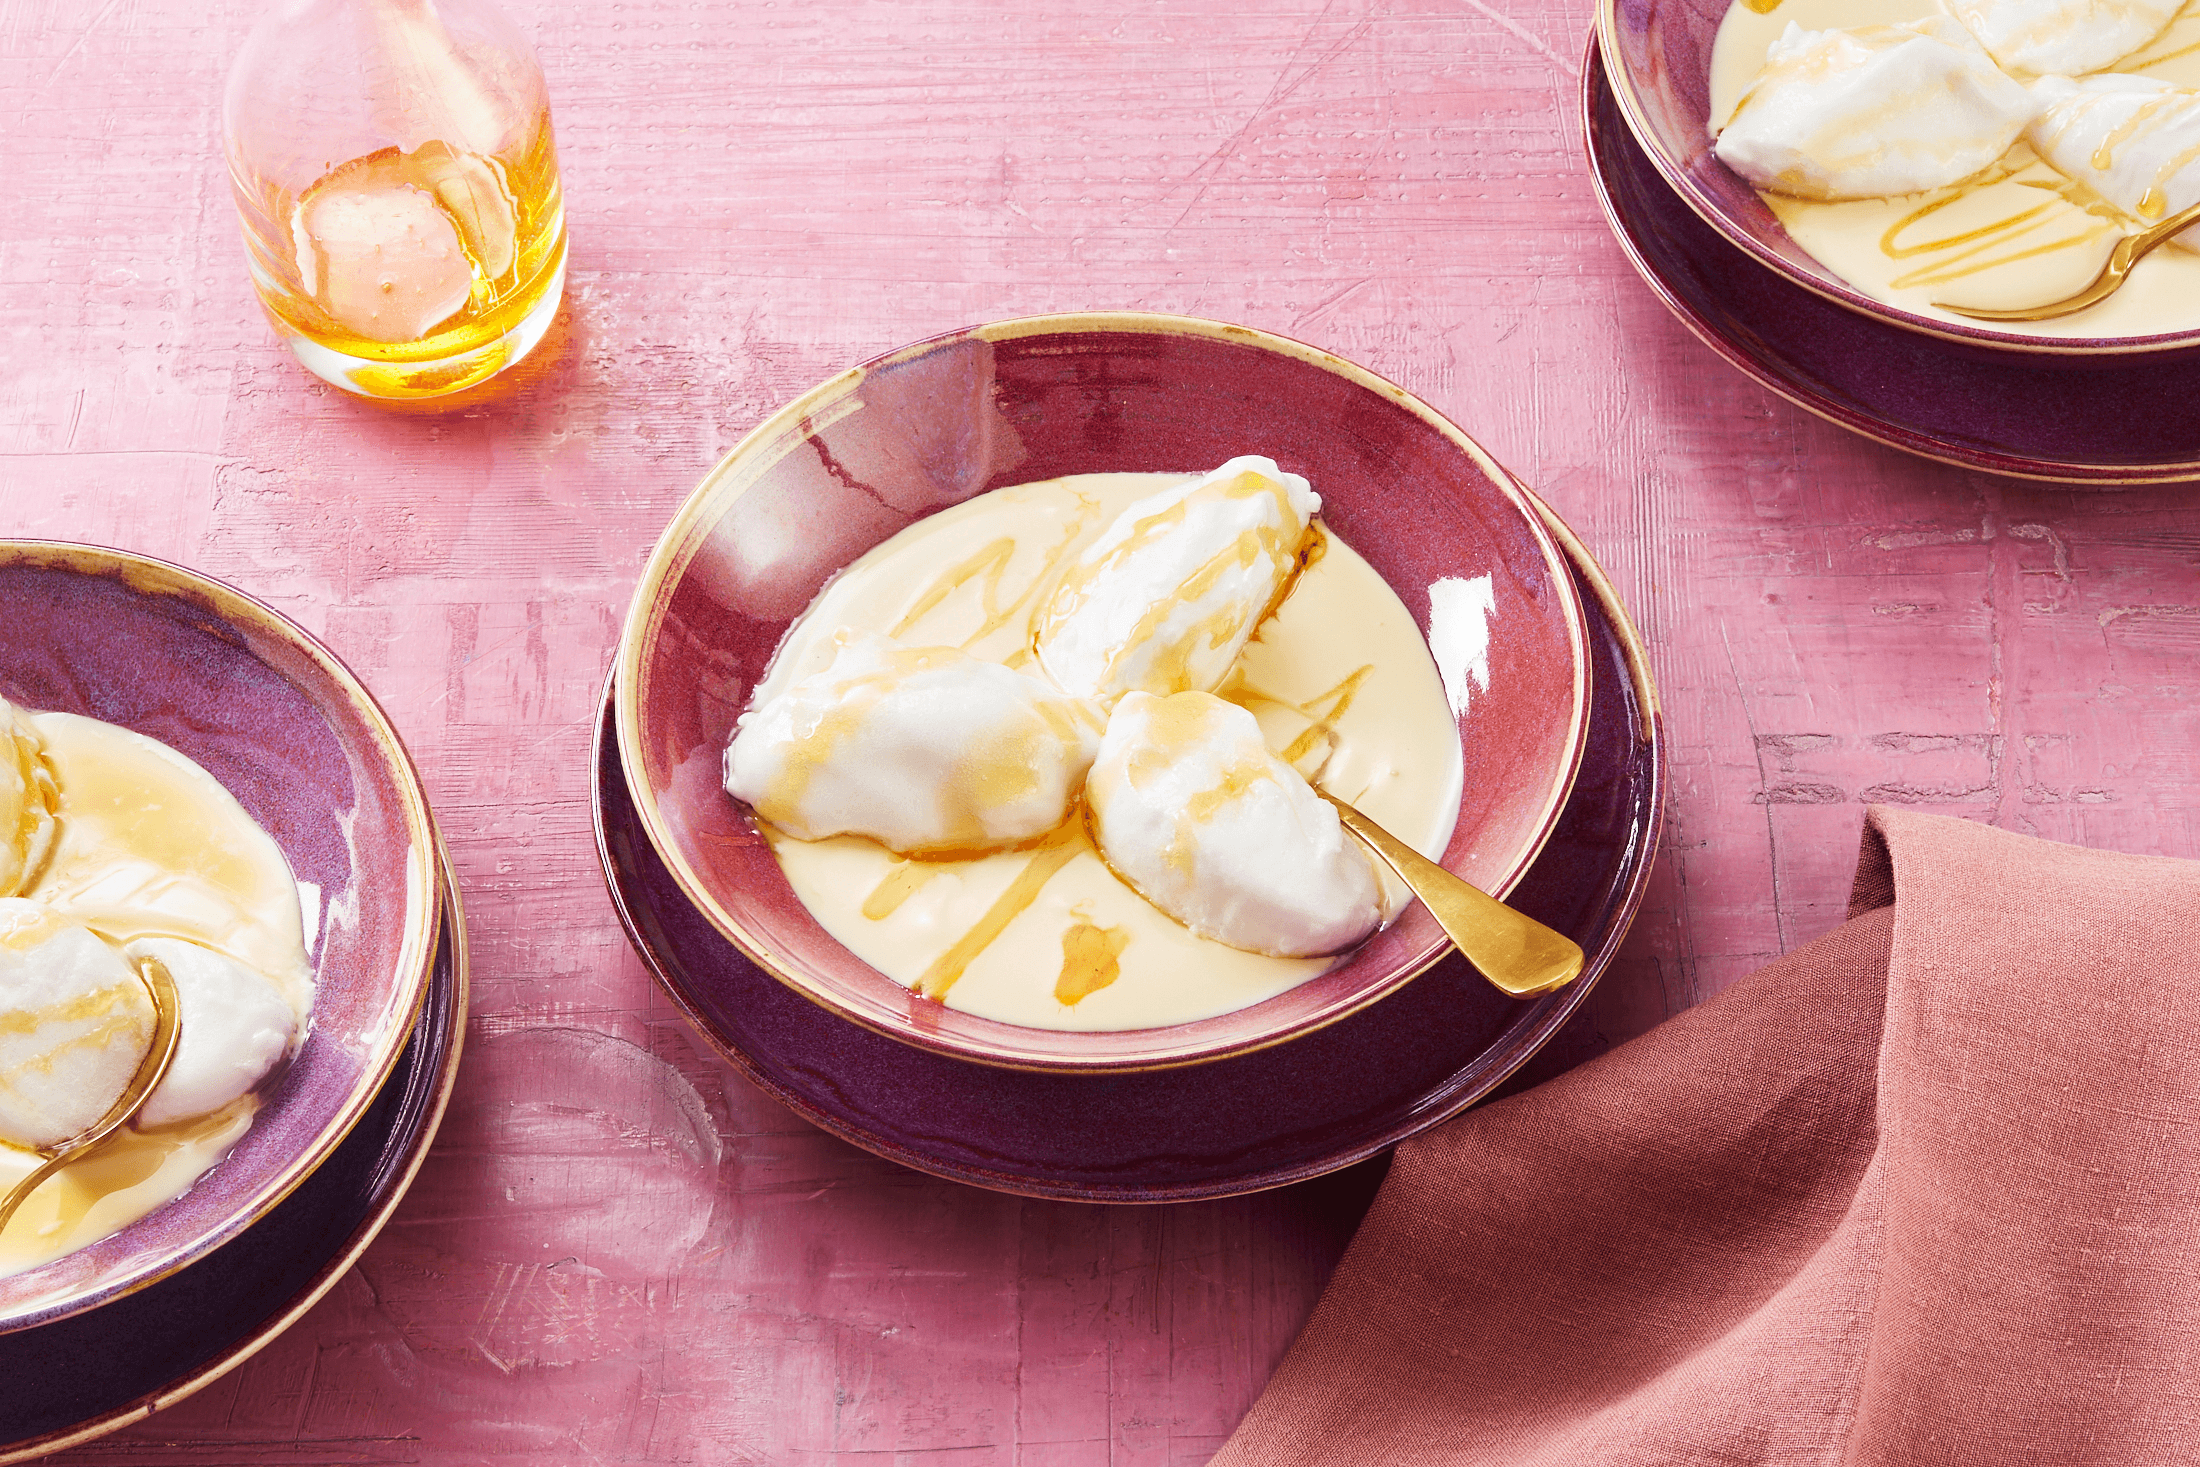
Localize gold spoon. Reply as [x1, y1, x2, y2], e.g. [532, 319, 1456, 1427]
[0, 957, 181, 1236]
[1316, 789, 1585, 998]
[1935, 195, 2200, 322]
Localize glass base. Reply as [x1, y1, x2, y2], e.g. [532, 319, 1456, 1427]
[275, 255, 566, 400]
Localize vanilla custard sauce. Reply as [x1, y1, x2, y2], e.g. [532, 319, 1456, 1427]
[0, 714, 313, 1276]
[1710, 0, 2200, 337]
[752, 472, 1466, 1034]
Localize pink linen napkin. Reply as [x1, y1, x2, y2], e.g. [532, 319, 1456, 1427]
[1215, 808, 2200, 1465]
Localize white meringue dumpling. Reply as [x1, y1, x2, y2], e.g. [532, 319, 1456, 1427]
[1034, 455, 1318, 705]
[0, 900, 155, 1152]
[726, 630, 1104, 855]
[1704, 0, 2200, 336]
[124, 937, 299, 1130]
[1716, 19, 2037, 201]
[0, 701, 319, 1277]
[1087, 691, 1382, 960]
[2029, 73, 2200, 245]
[0, 700, 58, 900]
[1942, 0, 2182, 77]
[721, 466, 1468, 1034]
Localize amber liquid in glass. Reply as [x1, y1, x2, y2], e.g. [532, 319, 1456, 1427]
[232, 106, 566, 397]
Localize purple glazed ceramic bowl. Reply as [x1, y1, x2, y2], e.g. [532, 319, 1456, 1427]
[1595, 0, 2200, 358]
[1585, 43, 2200, 482]
[0, 543, 441, 1332]
[615, 312, 1593, 1074]
[598, 488, 1663, 1200]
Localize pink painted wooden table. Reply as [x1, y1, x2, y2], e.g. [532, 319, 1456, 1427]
[5, 0, 2197, 1459]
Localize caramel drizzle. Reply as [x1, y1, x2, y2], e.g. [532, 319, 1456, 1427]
[1280, 665, 1374, 767]
[2146, 134, 2200, 207]
[1, 1097, 255, 1254]
[1054, 910, 1130, 1005]
[1166, 758, 1274, 879]
[1222, 660, 1377, 780]
[861, 859, 943, 920]
[889, 503, 1095, 650]
[2015, 90, 2200, 247]
[913, 827, 1085, 1000]
[0, 984, 143, 1039]
[1874, 160, 2118, 292]
[1040, 470, 1308, 695]
[2114, 12, 2200, 72]
[2093, 96, 2174, 173]
[0, 1008, 146, 1089]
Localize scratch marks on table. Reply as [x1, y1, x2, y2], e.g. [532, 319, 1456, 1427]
[387, 1026, 724, 1278]
[39, 0, 127, 88]
[2098, 602, 2200, 636]
[2008, 522, 2073, 583]
[1290, 275, 1377, 332]
[1722, 620, 1789, 950]
[1161, 0, 1375, 232]
[1458, 0, 1582, 78]
[14, 0, 2200, 1458]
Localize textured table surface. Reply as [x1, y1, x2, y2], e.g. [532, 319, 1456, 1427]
[5, 0, 2197, 1461]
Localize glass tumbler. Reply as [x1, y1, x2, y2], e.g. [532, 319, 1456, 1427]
[224, 0, 568, 399]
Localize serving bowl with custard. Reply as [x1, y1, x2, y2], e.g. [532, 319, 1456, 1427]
[615, 313, 1593, 1074]
[1600, 0, 2200, 353]
[0, 544, 441, 1332]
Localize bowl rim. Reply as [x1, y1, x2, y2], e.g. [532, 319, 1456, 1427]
[612, 309, 1594, 1074]
[0, 539, 443, 1332]
[1593, 0, 2200, 359]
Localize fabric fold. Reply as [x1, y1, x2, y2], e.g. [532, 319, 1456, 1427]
[1215, 809, 2200, 1466]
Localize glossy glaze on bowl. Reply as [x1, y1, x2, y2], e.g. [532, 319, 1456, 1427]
[1585, 43, 2200, 483]
[1596, 0, 2200, 357]
[615, 312, 1593, 1073]
[0, 543, 441, 1333]
[598, 489, 1661, 1201]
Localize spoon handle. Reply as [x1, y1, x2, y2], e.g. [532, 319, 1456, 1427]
[0, 957, 181, 1236]
[1318, 791, 1585, 999]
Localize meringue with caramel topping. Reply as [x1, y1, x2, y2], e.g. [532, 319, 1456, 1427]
[1034, 456, 1318, 706]
[1706, 0, 2200, 336]
[0, 900, 156, 1152]
[1944, 0, 2181, 78]
[718, 467, 1464, 1032]
[124, 937, 298, 1130]
[1086, 691, 1382, 959]
[0, 701, 314, 1276]
[725, 630, 1104, 855]
[2027, 72, 2200, 243]
[1715, 19, 2036, 201]
[0, 703, 58, 900]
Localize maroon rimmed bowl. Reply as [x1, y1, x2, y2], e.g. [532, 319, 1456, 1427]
[1583, 41, 2200, 481]
[0, 543, 441, 1332]
[1595, 0, 2200, 359]
[614, 312, 1592, 1074]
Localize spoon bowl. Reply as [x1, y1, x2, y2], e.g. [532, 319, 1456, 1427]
[0, 956, 182, 1236]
